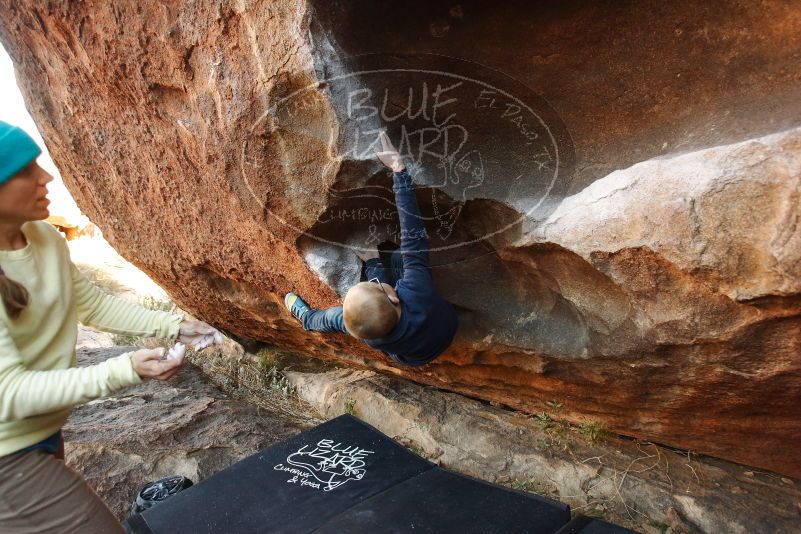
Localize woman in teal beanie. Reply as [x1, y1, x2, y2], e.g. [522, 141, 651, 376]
[0, 121, 221, 532]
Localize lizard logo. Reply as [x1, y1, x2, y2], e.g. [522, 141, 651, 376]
[275, 438, 374, 492]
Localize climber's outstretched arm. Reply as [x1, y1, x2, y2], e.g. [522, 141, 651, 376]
[374, 131, 433, 290]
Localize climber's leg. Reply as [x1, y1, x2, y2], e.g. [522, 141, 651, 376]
[364, 258, 388, 284]
[387, 249, 405, 286]
[285, 292, 347, 333]
[301, 306, 347, 333]
[368, 247, 405, 286]
[284, 292, 348, 333]
[284, 292, 311, 321]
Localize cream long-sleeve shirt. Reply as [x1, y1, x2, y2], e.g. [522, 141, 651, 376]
[0, 221, 182, 456]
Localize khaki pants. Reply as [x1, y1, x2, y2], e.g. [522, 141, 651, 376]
[0, 450, 123, 533]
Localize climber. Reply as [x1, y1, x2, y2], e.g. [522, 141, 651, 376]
[0, 121, 222, 532]
[284, 131, 458, 366]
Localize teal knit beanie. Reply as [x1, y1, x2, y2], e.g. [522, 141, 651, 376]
[0, 121, 42, 185]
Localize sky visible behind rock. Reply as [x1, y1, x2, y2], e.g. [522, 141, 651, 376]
[0, 44, 81, 222]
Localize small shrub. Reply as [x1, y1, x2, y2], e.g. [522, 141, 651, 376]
[579, 419, 609, 444]
[254, 349, 294, 395]
[584, 506, 606, 518]
[510, 478, 556, 497]
[546, 400, 563, 412]
[535, 412, 554, 430]
[256, 349, 281, 385]
[344, 400, 356, 415]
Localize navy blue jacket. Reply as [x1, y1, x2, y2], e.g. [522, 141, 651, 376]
[363, 170, 458, 365]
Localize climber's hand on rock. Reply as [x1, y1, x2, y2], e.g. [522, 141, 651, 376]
[374, 131, 405, 173]
[178, 320, 223, 351]
[354, 248, 379, 262]
[130, 348, 184, 381]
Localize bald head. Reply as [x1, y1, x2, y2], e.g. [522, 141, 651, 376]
[343, 282, 400, 339]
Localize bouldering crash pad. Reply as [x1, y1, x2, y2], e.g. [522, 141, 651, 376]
[125, 415, 638, 533]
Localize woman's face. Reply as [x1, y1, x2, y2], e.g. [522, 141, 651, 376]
[0, 161, 53, 225]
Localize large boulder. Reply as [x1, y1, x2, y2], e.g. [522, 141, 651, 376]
[1, 0, 799, 477]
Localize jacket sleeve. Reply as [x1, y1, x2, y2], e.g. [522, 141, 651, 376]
[71, 263, 182, 339]
[0, 321, 141, 422]
[393, 170, 434, 291]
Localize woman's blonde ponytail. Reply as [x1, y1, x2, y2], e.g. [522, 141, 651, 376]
[0, 267, 28, 319]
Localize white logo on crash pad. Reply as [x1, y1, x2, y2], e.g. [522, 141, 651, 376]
[273, 439, 374, 491]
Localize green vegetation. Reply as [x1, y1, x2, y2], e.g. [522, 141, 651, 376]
[534, 410, 570, 441]
[531, 401, 610, 450]
[510, 478, 558, 499]
[535, 411, 554, 428]
[584, 506, 607, 519]
[510, 478, 540, 492]
[579, 419, 609, 445]
[546, 400, 563, 411]
[257, 348, 282, 382]
[254, 348, 293, 395]
[343, 399, 356, 415]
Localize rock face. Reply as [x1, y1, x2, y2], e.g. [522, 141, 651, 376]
[2, 1, 800, 477]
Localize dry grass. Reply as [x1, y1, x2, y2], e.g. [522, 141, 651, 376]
[76, 263, 128, 296]
[191, 348, 321, 428]
[110, 295, 176, 347]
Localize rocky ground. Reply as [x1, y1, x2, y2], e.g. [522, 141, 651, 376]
[285, 366, 801, 534]
[66, 336, 801, 533]
[65, 344, 320, 520]
[61, 235, 800, 532]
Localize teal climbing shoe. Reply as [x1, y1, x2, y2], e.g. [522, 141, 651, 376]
[284, 292, 311, 322]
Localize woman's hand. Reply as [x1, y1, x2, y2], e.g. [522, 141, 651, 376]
[130, 348, 184, 380]
[374, 131, 405, 172]
[178, 320, 223, 351]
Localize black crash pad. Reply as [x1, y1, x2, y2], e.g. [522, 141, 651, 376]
[128, 415, 574, 533]
[314, 466, 570, 534]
